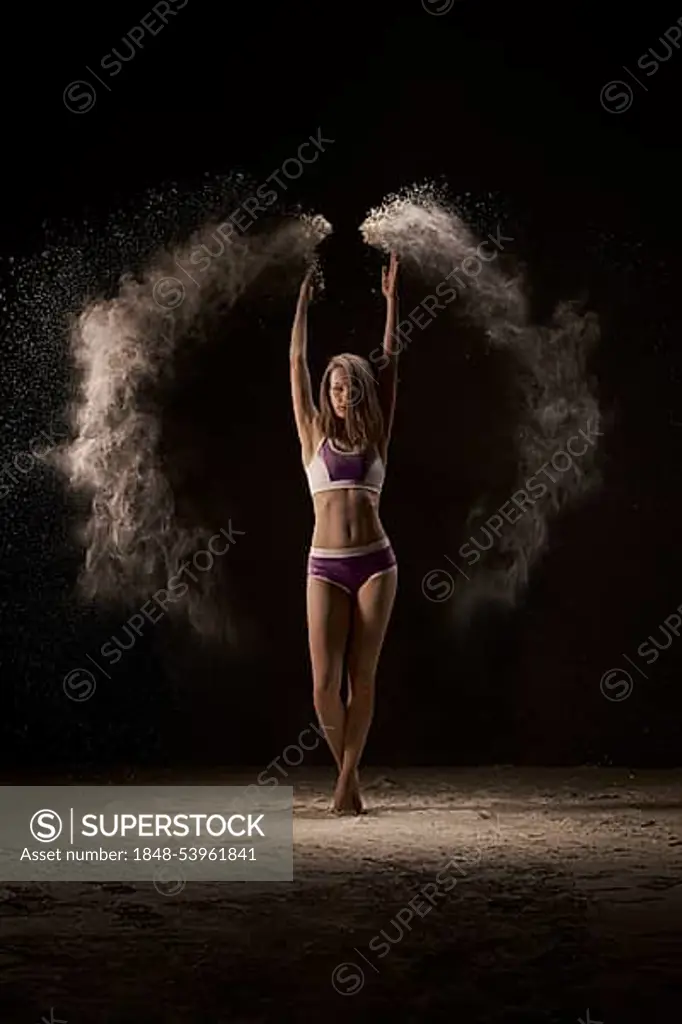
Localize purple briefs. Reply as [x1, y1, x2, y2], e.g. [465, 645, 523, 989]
[307, 536, 397, 597]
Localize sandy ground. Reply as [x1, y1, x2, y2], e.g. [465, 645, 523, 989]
[2, 767, 682, 1023]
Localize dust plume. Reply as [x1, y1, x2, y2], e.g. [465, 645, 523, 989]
[49, 214, 331, 641]
[361, 187, 601, 618]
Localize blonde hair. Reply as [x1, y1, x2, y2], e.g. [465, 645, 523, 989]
[318, 352, 384, 451]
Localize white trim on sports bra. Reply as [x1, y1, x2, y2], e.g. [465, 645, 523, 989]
[327, 437, 364, 455]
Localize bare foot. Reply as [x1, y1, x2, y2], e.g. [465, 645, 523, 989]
[350, 773, 365, 815]
[332, 774, 358, 815]
[331, 772, 365, 815]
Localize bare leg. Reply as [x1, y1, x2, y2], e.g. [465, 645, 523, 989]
[306, 577, 352, 797]
[338, 566, 397, 813]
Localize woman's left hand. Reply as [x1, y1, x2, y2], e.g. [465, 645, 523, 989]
[381, 251, 399, 299]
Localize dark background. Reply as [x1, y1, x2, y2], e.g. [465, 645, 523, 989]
[2, 0, 682, 770]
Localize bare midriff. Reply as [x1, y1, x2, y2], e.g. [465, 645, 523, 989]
[310, 488, 386, 549]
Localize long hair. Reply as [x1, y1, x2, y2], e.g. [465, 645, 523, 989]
[318, 352, 384, 451]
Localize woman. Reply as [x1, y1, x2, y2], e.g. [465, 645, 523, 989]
[289, 253, 400, 813]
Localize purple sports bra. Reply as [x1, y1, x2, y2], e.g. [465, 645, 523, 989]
[305, 437, 385, 496]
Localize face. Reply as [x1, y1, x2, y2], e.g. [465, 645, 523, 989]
[329, 365, 351, 419]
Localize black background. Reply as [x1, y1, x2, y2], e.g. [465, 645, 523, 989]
[2, 0, 682, 771]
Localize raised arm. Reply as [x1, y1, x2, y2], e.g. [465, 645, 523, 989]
[378, 252, 399, 450]
[290, 267, 319, 461]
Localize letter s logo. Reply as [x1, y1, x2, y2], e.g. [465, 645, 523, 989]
[30, 809, 63, 842]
